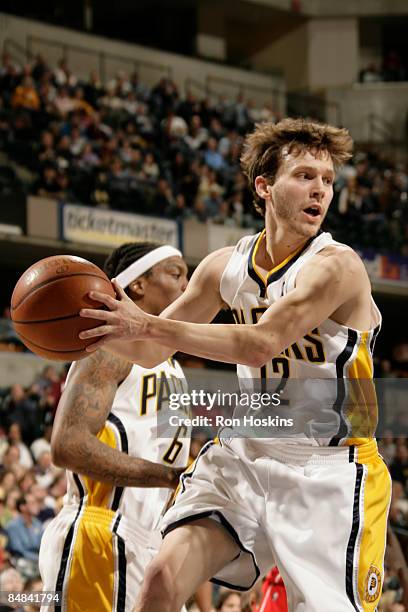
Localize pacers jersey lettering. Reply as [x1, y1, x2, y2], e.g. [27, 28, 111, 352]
[220, 230, 381, 447]
[64, 358, 190, 531]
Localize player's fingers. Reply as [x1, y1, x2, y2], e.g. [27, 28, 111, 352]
[88, 290, 118, 309]
[79, 308, 114, 321]
[79, 324, 112, 339]
[111, 279, 128, 300]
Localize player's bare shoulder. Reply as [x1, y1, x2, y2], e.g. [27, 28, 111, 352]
[299, 243, 371, 299]
[200, 246, 234, 274]
[67, 348, 132, 388]
[182, 246, 233, 300]
[319, 244, 370, 291]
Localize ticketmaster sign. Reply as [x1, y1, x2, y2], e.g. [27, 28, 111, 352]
[61, 204, 180, 248]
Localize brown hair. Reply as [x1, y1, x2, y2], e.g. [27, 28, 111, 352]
[240, 117, 353, 215]
[215, 590, 241, 610]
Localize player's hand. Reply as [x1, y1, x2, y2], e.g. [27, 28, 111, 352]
[79, 280, 152, 352]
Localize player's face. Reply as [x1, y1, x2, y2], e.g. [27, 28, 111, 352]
[268, 149, 335, 238]
[141, 256, 188, 315]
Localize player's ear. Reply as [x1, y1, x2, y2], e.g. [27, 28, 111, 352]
[128, 278, 146, 298]
[255, 176, 272, 201]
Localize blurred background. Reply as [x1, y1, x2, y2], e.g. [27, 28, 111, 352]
[0, 1, 407, 610]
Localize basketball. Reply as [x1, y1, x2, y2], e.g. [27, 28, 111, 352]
[10, 255, 116, 361]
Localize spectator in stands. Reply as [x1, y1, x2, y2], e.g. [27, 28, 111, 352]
[34, 450, 61, 489]
[142, 152, 160, 180]
[0, 488, 17, 529]
[2, 447, 27, 485]
[165, 192, 191, 219]
[30, 424, 52, 464]
[152, 177, 176, 214]
[29, 483, 55, 524]
[383, 50, 405, 82]
[53, 58, 77, 88]
[379, 430, 397, 465]
[1, 385, 33, 432]
[359, 63, 383, 83]
[0, 566, 25, 598]
[8, 424, 33, 470]
[215, 590, 242, 611]
[32, 163, 61, 199]
[11, 77, 40, 112]
[203, 137, 225, 171]
[0, 471, 17, 495]
[184, 115, 208, 151]
[390, 443, 408, 485]
[82, 69, 105, 108]
[6, 493, 43, 562]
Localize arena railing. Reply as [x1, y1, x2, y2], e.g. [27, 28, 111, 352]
[14, 34, 174, 84]
[205, 74, 285, 113]
[287, 90, 342, 125]
[3, 37, 34, 64]
[367, 113, 396, 144]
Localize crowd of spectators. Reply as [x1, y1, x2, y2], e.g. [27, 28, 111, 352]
[0, 364, 64, 590]
[359, 50, 407, 83]
[1, 52, 408, 256]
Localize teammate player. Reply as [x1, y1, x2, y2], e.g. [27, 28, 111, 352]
[39, 242, 191, 611]
[79, 118, 391, 611]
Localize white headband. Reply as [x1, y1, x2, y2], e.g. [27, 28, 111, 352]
[115, 245, 183, 288]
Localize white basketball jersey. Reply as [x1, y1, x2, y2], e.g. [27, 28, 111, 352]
[64, 358, 191, 531]
[220, 230, 381, 447]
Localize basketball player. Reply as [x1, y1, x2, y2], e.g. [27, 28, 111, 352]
[39, 242, 191, 611]
[79, 119, 391, 611]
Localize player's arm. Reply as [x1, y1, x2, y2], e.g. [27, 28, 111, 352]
[51, 350, 183, 488]
[79, 248, 368, 367]
[79, 247, 231, 367]
[140, 248, 368, 366]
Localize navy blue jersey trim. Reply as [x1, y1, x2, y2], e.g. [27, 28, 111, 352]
[107, 413, 128, 512]
[247, 232, 266, 297]
[54, 501, 84, 611]
[345, 463, 364, 610]
[329, 329, 358, 446]
[370, 325, 381, 354]
[247, 232, 316, 297]
[113, 514, 126, 612]
[179, 440, 214, 495]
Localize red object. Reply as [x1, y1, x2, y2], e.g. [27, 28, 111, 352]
[257, 567, 288, 612]
[291, 0, 302, 12]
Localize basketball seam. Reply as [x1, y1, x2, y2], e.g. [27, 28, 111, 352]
[12, 272, 112, 311]
[16, 329, 88, 354]
[13, 312, 92, 324]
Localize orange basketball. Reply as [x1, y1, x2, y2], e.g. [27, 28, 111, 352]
[11, 255, 115, 361]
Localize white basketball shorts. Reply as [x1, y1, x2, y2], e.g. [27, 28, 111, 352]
[161, 438, 391, 612]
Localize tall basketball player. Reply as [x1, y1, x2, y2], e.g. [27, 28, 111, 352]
[39, 242, 191, 611]
[79, 119, 391, 611]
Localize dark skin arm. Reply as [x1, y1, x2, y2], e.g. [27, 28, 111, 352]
[51, 350, 183, 488]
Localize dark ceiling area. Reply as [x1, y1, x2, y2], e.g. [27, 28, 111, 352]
[2, 0, 197, 56]
[1, 0, 304, 65]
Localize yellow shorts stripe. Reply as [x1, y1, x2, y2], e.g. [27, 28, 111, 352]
[346, 449, 391, 610]
[61, 507, 127, 612]
[357, 457, 391, 610]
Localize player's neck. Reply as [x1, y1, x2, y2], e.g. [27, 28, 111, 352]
[259, 221, 310, 271]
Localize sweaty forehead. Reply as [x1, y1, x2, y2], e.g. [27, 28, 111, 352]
[280, 148, 334, 174]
